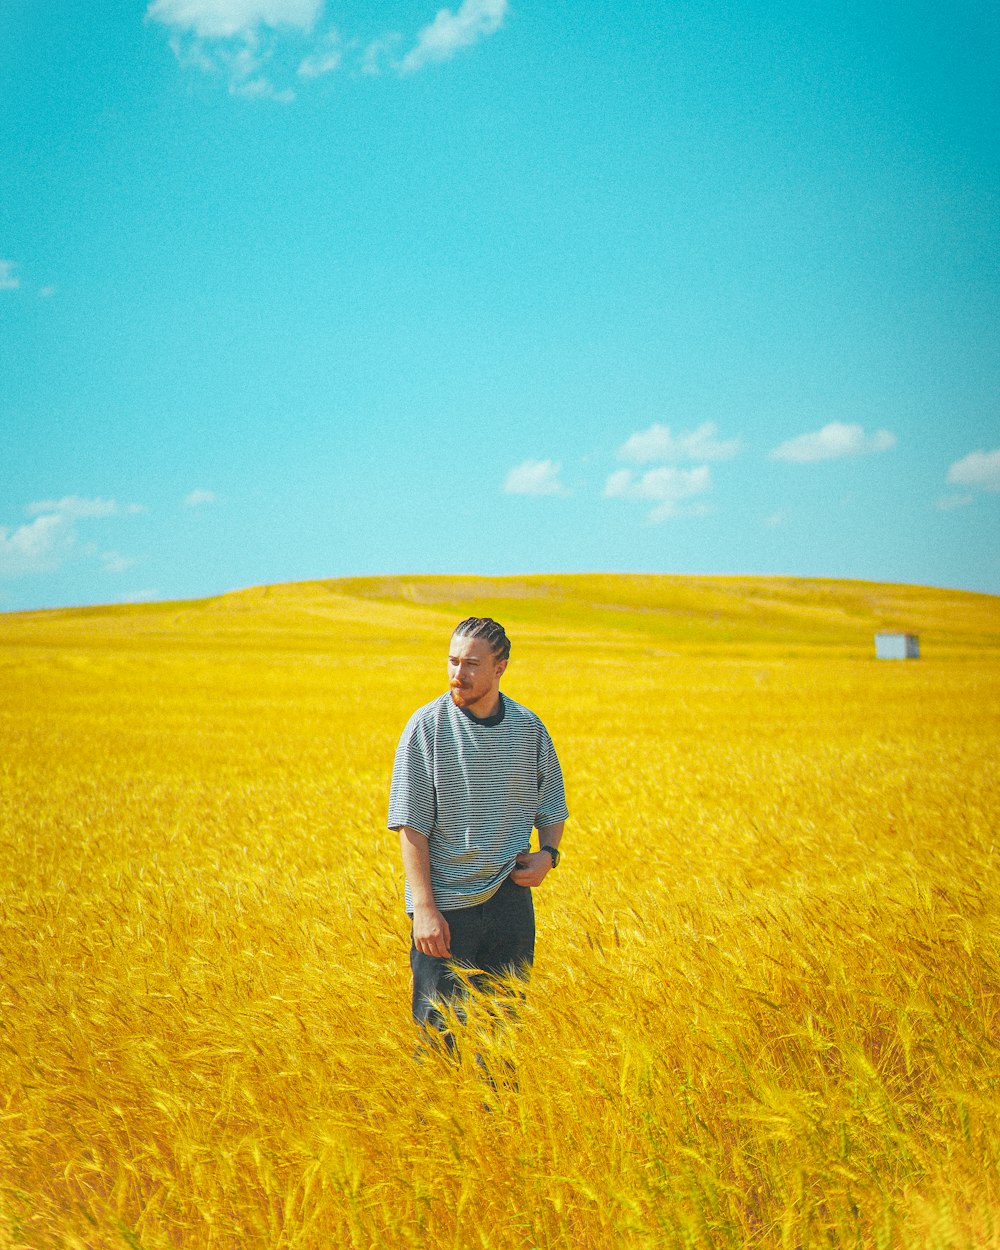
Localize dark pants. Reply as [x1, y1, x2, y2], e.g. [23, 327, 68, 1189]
[410, 876, 535, 1044]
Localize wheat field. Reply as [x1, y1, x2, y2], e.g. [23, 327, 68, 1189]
[1, 574, 998, 1249]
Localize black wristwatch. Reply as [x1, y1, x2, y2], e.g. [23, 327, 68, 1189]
[540, 844, 561, 869]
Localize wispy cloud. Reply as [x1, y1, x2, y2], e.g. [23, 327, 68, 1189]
[163, 24, 298, 100]
[359, 33, 402, 76]
[184, 488, 218, 508]
[101, 552, 140, 574]
[0, 497, 144, 580]
[935, 493, 974, 511]
[946, 448, 1000, 493]
[617, 421, 741, 464]
[147, 0, 321, 40]
[770, 422, 896, 463]
[0, 514, 72, 577]
[400, 0, 507, 73]
[604, 466, 712, 524]
[148, 0, 508, 95]
[1, 260, 57, 298]
[503, 459, 567, 497]
[118, 588, 161, 604]
[26, 496, 140, 520]
[298, 28, 342, 77]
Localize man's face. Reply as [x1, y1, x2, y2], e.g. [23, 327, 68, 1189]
[447, 634, 506, 711]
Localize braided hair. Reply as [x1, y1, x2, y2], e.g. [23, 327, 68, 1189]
[452, 617, 511, 664]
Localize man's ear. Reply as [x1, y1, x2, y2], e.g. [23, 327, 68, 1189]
[495, 659, 508, 679]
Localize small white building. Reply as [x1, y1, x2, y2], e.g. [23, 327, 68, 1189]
[875, 632, 920, 660]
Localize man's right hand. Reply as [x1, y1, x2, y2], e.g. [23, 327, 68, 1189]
[412, 904, 451, 959]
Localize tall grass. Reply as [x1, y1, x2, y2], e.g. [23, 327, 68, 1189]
[1, 577, 998, 1248]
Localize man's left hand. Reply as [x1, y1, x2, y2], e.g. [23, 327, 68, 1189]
[510, 850, 551, 888]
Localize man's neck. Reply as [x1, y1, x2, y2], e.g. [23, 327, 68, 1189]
[454, 689, 502, 720]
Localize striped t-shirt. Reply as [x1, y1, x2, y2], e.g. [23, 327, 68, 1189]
[388, 691, 568, 913]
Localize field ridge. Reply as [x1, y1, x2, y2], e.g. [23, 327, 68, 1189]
[2, 572, 997, 655]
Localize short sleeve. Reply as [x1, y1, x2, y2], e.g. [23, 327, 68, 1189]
[387, 712, 436, 836]
[535, 727, 568, 828]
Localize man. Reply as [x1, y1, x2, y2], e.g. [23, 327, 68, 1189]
[388, 616, 568, 1045]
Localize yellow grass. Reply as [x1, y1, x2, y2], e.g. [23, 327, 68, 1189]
[1, 574, 998, 1249]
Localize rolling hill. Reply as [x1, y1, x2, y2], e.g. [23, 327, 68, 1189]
[1, 573, 997, 657]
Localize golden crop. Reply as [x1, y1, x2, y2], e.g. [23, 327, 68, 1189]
[1, 575, 998, 1249]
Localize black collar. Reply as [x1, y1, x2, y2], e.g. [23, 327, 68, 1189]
[457, 692, 505, 727]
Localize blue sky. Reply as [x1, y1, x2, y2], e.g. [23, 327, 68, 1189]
[2, 0, 998, 611]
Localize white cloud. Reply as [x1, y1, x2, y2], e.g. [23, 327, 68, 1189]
[1, 260, 20, 291]
[118, 589, 161, 604]
[101, 552, 140, 574]
[236, 77, 296, 101]
[400, 0, 507, 73]
[604, 465, 712, 523]
[946, 448, 1000, 493]
[147, 0, 321, 39]
[168, 33, 219, 72]
[618, 421, 741, 464]
[0, 514, 73, 577]
[38, 285, 57, 299]
[0, 497, 143, 580]
[360, 32, 403, 76]
[935, 494, 974, 511]
[162, 26, 299, 99]
[503, 459, 566, 497]
[150, 0, 507, 91]
[298, 29, 342, 77]
[184, 488, 218, 508]
[26, 496, 123, 520]
[770, 422, 896, 463]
